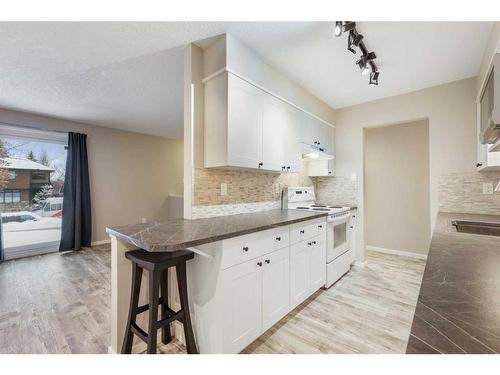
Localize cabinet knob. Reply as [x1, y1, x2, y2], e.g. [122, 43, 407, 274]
[312, 241, 317, 245]
[258, 162, 263, 168]
[243, 246, 249, 252]
[308, 242, 312, 246]
[350, 226, 353, 229]
[300, 230, 305, 234]
[476, 163, 483, 168]
[265, 259, 270, 264]
[286, 166, 290, 171]
[328, 171, 332, 174]
[318, 225, 323, 228]
[275, 236, 281, 241]
[257, 262, 263, 267]
[282, 166, 285, 171]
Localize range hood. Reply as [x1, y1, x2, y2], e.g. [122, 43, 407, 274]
[301, 142, 334, 161]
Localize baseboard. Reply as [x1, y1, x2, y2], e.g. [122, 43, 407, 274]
[366, 245, 428, 260]
[91, 239, 111, 246]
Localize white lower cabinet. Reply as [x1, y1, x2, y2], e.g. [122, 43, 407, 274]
[290, 241, 311, 308]
[221, 258, 263, 354]
[290, 235, 325, 308]
[262, 247, 290, 330]
[189, 218, 327, 353]
[310, 236, 326, 291]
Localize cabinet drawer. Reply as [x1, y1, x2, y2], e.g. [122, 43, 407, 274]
[220, 226, 290, 270]
[290, 218, 326, 244]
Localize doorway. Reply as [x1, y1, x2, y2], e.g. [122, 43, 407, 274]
[0, 125, 67, 260]
[363, 119, 431, 256]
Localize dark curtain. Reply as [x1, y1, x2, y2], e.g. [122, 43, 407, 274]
[59, 132, 92, 251]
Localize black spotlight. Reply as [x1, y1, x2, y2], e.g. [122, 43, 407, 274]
[356, 55, 370, 75]
[370, 70, 379, 86]
[334, 21, 343, 37]
[347, 31, 357, 54]
[351, 33, 363, 47]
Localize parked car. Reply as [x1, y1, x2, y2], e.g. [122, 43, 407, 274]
[41, 197, 63, 217]
[1, 211, 41, 223]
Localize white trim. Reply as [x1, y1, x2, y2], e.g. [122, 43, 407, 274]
[202, 67, 336, 129]
[91, 239, 111, 246]
[0, 122, 68, 145]
[366, 245, 428, 260]
[353, 260, 367, 268]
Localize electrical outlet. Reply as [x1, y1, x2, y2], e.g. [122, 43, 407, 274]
[141, 217, 147, 223]
[482, 182, 494, 195]
[220, 183, 227, 196]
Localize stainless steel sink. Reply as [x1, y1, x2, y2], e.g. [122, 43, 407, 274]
[452, 220, 500, 237]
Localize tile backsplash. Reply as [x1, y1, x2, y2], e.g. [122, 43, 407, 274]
[439, 171, 500, 215]
[315, 175, 358, 207]
[193, 167, 313, 206]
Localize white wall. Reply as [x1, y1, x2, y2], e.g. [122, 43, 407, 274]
[333, 77, 477, 261]
[364, 120, 430, 255]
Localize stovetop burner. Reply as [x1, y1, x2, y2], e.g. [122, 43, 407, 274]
[295, 207, 311, 210]
[311, 204, 328, 208]
[312, 208, 331, 211]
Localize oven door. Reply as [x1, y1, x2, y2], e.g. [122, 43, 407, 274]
[326, 214, 350, 262]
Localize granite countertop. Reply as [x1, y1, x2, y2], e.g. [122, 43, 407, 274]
[106, 209, 327, 252]
[406, 212, 500, 354]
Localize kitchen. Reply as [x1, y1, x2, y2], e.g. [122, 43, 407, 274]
[0, 10, 499, 374]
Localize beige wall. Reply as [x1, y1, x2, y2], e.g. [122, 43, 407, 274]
[326, 77, 477, 260]
[364, 120, 430, 255]
[0, 108, 183, 242]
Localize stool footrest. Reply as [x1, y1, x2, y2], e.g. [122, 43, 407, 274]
[130, 322, 148, 343]
[136, 297, 166, 314]
[157, 309, 185, 328]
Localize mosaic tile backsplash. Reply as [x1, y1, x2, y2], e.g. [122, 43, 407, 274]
[315, 175, 358, 207]
[438, 171, 500, 215]
[193, 167, 313, 206]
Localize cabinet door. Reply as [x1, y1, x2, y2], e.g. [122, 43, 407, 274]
[221, 258, 263, 353]
[262, 95, 288, 171]
[310, 236, 326, 292]
[290, 241, 311, 308]
[262, 247, 290, 331]
[284, 106, 304, 173]
[227, 75, 263, 169]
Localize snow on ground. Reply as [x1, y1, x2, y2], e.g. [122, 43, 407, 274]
[2, 214, 62, 248]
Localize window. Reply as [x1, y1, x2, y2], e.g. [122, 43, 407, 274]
[0, 190, 21, 203]
[8, 170, 16, 179]
[31, 170, 47, 180]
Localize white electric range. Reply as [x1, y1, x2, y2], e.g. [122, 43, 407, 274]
[282, 186, 353, 287]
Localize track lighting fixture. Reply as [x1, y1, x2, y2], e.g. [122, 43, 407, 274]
[369, 70, 379, 86]
[334, 21, 380, 85]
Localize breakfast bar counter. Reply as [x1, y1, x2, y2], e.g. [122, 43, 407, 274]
[106, 209, 328, 354]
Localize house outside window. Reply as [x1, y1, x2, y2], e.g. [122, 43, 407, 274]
[8, 170, 16, 179]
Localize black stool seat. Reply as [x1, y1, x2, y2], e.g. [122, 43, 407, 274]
[125, 249, 194, 270]
[121, 249, 198, 354]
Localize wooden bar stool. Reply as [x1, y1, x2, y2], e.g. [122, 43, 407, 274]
[121, 249, 198, 354]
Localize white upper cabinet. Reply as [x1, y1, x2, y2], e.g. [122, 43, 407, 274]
[227, 74, 264, 169]
[300, 115, 334, 153]
[205, 71, 332, 173]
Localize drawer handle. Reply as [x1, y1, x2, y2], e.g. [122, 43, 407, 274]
[276, 236, 281, 241]
[265, 259, 270, 264]
[243, 246, 249, 252]
[300, 230, 305, 234]
[257, 262, 263, 267]
[318, 225, 323, 228]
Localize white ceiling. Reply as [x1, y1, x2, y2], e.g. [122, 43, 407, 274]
[0, 22, 493, 139]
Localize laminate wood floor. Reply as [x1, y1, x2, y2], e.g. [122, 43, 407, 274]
[0, 247, 425, 354]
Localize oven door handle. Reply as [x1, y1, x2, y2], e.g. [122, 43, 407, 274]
[328, 213, 351, 224]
